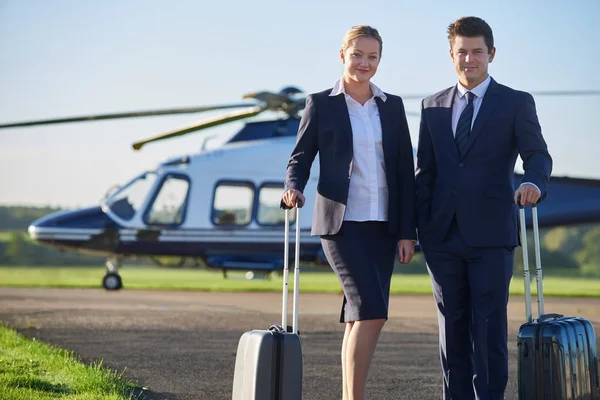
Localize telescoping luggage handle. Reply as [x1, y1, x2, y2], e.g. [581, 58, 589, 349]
[282, 200, 302, 335]
[519, 203, 546, 323]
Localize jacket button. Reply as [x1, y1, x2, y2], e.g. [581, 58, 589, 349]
[458, 163, 464, 168]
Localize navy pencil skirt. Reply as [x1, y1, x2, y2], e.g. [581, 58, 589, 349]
[320, 221, 398, 323]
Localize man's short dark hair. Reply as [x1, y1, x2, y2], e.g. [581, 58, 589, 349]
[447, 16, 494, 53]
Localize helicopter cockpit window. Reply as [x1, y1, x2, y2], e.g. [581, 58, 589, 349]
[145, 176, 190, 225]
[257, 184, 296, 225]
[212, 182, 254, 226]
[106, 172, 157, 221]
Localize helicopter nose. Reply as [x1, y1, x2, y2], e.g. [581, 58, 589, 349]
[28, 206, 117, 242]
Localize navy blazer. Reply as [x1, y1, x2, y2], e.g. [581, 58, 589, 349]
[415, 78, 553, 247]
[284, 88, 417, 239]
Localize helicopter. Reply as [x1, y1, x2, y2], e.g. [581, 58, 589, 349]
[1, 86, 600, 290]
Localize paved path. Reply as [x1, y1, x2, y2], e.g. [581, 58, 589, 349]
[1, 287, 598, 399]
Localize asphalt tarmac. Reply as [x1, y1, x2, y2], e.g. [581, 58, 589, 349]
[0, 287, 598, 400]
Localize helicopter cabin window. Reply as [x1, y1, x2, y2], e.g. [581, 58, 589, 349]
[257, 184, 296, 225]
[106, 172, 157, 221]
[145, 175, 190, 225]
[212, 182, 254, 226]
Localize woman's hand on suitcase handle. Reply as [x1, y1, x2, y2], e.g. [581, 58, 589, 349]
[397, 239, 415, 264]
[282, 189, 305, 209]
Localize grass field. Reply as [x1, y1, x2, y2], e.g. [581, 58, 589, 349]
[0, 266, 599, 297]
[0, 324, 142, 399]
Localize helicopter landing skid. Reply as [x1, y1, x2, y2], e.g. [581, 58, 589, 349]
[103, 256, 123, 291]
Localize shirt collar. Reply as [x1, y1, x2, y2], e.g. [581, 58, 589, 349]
[329, 78, 387, 102]
[457, 75, 491, 99]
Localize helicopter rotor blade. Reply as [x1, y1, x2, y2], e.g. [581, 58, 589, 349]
[528, 90, 600, 96]
[2, 86, 594, 131]
[243, 91, 290, 104]
[131, 105, 266, 151]
[399, 89, 600, 100]
[0, 103, 254, 129]
[242, 90, 304, 113]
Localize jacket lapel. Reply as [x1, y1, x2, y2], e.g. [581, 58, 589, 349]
[375, 96, 394, 174]
[329, 94, 353, 159]
[439, 86, 459, 160]
[461, 78, 501, 157]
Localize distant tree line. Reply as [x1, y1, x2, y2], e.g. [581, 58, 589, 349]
[0, 206, 105, 266]
[0, 206, 61, 230]
[0, 231, 105, 266]
[0, 206, 599, 277]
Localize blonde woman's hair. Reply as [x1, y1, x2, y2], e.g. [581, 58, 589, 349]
[341, 25, 383, 57]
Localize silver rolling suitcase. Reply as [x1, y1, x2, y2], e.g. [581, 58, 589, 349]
[517, 203, 600, 399]
[231, 205, 303, 400]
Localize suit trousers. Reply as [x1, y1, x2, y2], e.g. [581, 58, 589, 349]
[422, 219, 514, 400]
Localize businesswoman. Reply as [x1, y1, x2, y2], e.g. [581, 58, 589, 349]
[281, 25, 417, 400]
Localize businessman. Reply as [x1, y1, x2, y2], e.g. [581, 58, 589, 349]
[415, 16, 553, 400]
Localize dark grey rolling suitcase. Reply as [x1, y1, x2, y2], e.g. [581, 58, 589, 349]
[231, 205, 303, 400]
[517, 203, 600, 399]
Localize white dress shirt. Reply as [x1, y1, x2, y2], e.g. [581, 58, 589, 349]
[329, 79, 388, 221]
[452, 75, 539, 193]
[452, 75, 491, 136]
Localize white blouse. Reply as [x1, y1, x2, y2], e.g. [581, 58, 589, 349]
[329, 79, 388, 221]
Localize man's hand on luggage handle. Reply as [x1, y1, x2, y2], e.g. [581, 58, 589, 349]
[514, 183, 541, 206]
[398, 240, 415, 264]
[282, 189, 305, 209]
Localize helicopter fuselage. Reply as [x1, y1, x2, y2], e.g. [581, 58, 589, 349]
[28, 132, 324, 274]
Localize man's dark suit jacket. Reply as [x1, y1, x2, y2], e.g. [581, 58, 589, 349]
[415, 78, 553, 247]
[284, 88, 417, 240]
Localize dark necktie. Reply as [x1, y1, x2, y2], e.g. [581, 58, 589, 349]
[455, 91, 475, 158]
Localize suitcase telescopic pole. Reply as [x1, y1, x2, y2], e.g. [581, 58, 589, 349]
[282, 209, 290, 330]
[293, 205, 301, 335]
[282, 201, 302, 334]
[519, 204, 533, 324]
[531, 204, 545, 317]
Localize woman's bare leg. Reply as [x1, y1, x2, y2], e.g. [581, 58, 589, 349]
[342, 322, 354, 400]
[344, 319, 386, 400]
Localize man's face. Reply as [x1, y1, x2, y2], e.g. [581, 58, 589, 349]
[450, 35, 495, 88]
[340, 36, 381, 84]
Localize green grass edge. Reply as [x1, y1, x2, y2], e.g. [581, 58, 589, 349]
[0, 266, 598, 297]
[0, 323, 145, 400]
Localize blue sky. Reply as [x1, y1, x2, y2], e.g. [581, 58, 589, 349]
[1, 0, 599, 208]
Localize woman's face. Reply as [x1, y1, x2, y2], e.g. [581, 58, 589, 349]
[341, 36, 381, 84]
